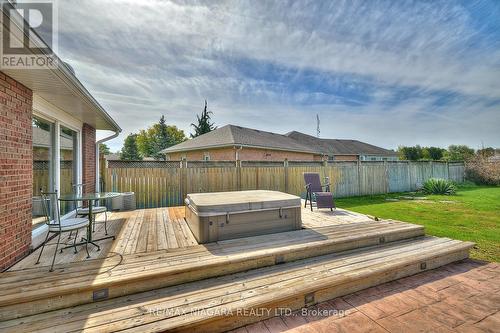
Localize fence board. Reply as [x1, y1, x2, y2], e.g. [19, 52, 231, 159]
[103, 160, 465, 208]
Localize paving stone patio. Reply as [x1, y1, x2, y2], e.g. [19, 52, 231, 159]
[233, 259, 499, 333]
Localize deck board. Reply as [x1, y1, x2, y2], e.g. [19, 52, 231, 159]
[0, 237, 473, 333]
[0, 205, 474, 332]
[0, 206, 427, 321]
[11, 205, 370, 271]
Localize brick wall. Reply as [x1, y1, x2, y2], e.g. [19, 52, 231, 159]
[0, 72, 33, 271]
[167, 147, 323, 161]
[82, 123, 96, 194]
[333, 155, 358, 161]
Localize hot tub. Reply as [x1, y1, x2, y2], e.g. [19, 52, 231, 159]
[184, 190, 302, 243]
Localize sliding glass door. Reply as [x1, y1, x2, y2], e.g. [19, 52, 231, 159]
[59, 126, 78, 215]
[32, 117, 81, 229]
[32, 116, 55, 229]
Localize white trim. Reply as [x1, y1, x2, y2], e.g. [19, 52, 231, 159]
[2, 3, 121, 132]
[33, 95, 83, 130]
[31, 96, 85, 245]
[54, 120, 61, 194]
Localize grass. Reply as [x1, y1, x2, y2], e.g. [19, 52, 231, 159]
[335, 184, 500, 262]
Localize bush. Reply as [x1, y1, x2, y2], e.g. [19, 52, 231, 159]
[422, 178, 457, 195]
[465, 156, 500, 185]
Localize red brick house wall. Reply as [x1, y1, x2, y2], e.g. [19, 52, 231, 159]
[332, 155, 358, 161]
[166, 147, 360, 161]
[0, 72, 33, 271]
[167, 147, 323, 161]
[82, 123, 96, 194]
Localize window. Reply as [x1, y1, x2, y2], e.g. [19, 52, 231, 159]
[328, 155, 335, 161]
[203, 152, 210, 161]
[59, 126, 78, 215]
[32, 116, 55, 229]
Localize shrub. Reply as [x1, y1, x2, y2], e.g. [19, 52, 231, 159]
[422, 178, 457, 195]
[465, 156, 500, 185]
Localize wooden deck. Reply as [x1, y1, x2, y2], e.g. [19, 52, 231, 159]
[0, 206, 474, 332]
[11, 205, 371, 270]
[236, 259, 499, 333]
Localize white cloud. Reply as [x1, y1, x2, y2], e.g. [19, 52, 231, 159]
[56, 0, 500, 151]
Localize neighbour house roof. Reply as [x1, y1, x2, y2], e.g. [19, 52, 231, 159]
[1, 3, 121, 133]
[161, 125, 319, 154]
[104, 153, 121, 161]
[286, 131, 397, 156]
[162, 125, 396, 157]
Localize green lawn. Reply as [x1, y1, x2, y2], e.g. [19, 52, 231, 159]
[335, 185, 500, 262]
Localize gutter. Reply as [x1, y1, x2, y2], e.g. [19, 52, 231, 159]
[95, 130, 121, 191]
[2, 2, 121, 133]
[55, 64, 121, 133]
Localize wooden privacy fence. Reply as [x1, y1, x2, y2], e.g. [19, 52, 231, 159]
[103, 160, 465, 209]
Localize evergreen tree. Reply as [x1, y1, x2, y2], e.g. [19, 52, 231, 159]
[120, 134, 142, 160]
[152, 115, 170, 160]
[99, 143, 111, 155]
[136, 117, 186, 160]
[190, 100, 216, 138]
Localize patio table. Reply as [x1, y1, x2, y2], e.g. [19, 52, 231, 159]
[59, 192, 120, 250]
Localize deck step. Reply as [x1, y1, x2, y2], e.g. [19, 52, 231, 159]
[0, 220, 423, 320]
[0, 236, 474, 333]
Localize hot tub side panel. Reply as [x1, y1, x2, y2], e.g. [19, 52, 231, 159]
[216, 207, 301, 242]
[185, 205, 209, 243]
[185, 206, 302, 244]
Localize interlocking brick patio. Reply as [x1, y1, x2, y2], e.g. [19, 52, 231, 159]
[233, 259, 499, 333]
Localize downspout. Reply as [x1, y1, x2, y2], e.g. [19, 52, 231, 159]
[96, 130, 121, 192]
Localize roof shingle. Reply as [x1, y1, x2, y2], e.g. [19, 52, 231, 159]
[286, 131, 396, 156]
[161, 125, 396, 156]
[161, 125, 318, 154]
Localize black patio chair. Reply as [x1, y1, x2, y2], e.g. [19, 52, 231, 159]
[36, 190, 90, 271]
[303, 173, 336, 211]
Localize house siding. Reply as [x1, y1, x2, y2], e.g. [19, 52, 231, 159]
[0, 72, 33, 271]
[167, 147, 322, 161]
[82, 123, 96, 193]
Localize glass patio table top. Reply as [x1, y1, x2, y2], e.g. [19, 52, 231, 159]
[58, 192, 120, 250]
[58, 192, 121, 201]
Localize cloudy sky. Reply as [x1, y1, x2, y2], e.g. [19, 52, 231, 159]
[56, 0, 500, 152]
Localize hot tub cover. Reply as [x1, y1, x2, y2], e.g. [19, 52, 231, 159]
[186, 190, 301, 216]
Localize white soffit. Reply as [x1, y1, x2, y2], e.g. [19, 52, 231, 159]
[1, 7, 120, 132]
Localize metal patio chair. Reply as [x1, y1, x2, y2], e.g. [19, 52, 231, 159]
[303, 173, 336, 211]
[73, 183, 109, 235]
[36, 190, 90, 271]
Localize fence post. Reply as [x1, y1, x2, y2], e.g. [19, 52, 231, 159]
[99, 154, 106, 191]
[407, 161, 412, 191]
[236, 159, 242, 191]
[384, 160, 389, 194]
[447, 161, 450, 180]
[179, 158, 187, 203]
[284, 159, 289, 193]
[357, 160, 362, 196]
